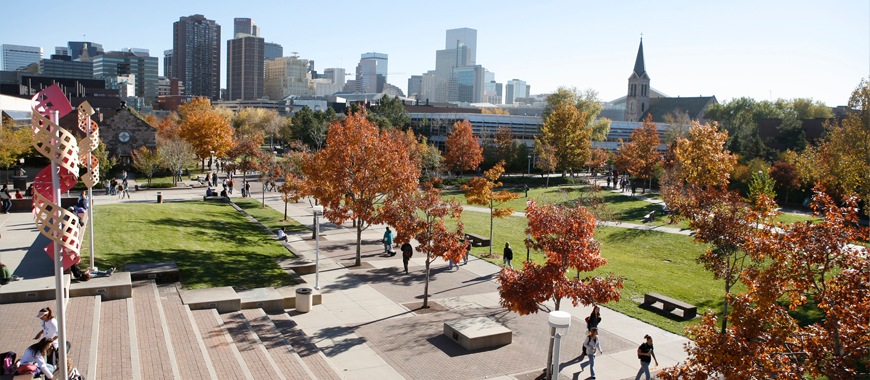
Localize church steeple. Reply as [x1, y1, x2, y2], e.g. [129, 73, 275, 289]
[633, 38, 645, 77]
[625, 37, 650, 122]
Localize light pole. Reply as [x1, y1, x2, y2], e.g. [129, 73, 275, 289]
[527, 155, 532, 177]
[546, 310, 571, 380]
[313, 205, 323, 290]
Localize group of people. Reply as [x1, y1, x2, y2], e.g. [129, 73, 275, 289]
[103, 174, 130, 199]
[381, 227, 472, 273]
[4, 307, 75, 379]
[576, 305, 659, 380]
[605, 171, 639, 196]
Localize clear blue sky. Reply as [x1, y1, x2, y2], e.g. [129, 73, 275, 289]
[2, 0, 867, 106]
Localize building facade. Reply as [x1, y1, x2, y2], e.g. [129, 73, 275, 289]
[625, 39, 650, 122]
[265, 56, 313, 99]
[324, 68, 345, 87]
[227, 35, 264, 100]
[67, 42, 103, 61]
[163, 49, 173, 78]
[1, 44, 42, 71]
[505, 79, 527, 104]
[173, 14, 221, 99]
[92, 51, 159, 102]
[38, 56, 93, 79]
[264, 42, 283, 61]
[234, 18, 260, 37]
[445, 28, 477, 65]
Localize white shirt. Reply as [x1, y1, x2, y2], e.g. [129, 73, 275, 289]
[20, 348, 53, 379]
[584, 335, 603, 355]
[277, 230, 286, 239]
[42, 318, 58, 349]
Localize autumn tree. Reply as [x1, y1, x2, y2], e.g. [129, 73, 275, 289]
[494, 126, 516, 165]
[542, 86, 611, 141]
[769, 160, 800, 204]
[481, 108, 510, 115]
[394, 129, 442, 181]
[537, 100, 593, 178]
[131, 146, 160, 185]
[0, 120, 32, 182]
[157, 136, 197, 186]
[614, 115, 661, 192]
[443, 120, 483, 177]
[662, 109, 692, 143]
[234, 108, 282, 146]
[585, 147, 610, 177]
[227, 134, 264, 196]
[383, 184, 468, 308]
[461, 161, 521, 256]
[304, 110, 420, 266]
[535, 142, 558, 188]
[276, 142, 310, 221]
[177, 97, 235, 170]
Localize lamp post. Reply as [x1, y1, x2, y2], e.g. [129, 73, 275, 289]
[546, 310, 571, 380]
[313, 205, 323, 290]
[527, 155, 532, 177]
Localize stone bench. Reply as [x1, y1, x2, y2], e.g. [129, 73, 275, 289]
[203, 195, 226, 201]
[237, 287, 284, 312]
[8, 197, 77, 213]
[0, 275, 71, 304]
[643, 292, 697, 319]
[125, 261, 180, 282]
[275, 285, 322, 309]
[69, 271, 132, 300]
[465, 233, 491, 247]
[179, 286, 241, 313]
[443, 317, 512, 350]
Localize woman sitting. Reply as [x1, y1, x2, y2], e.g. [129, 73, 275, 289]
[18, 338, 55, 379]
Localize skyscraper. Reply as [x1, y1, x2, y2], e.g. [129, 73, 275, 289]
[173, 14, 221, 99]
[227, 34, 264, 100]
[67, 41, 103, 61]
[445, 28, 477, 65]
[264, 42, 282, 61]
[505, 79, 528, 104]
[55, 47, 70, 56]
[1, 44, 42, 71]
[324, 68, 346, 87]
[407, 75, 422, 98]
[234, 18, 260, 37]
[361, 52, 388, 81]
[265, 56, 313, 99]
[92, 50, 159, 101]
[163, 49, 173, 78]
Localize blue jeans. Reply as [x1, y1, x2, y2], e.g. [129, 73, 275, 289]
[503, 258, 512, 269]
[588, 354, 596, 378]
[635, 361, 650, 380]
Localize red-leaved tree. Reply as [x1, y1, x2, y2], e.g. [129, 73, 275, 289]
[443, 120, 483, 177]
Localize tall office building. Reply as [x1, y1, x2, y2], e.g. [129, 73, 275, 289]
[163, 49, 173, 78]
[505, 79, 528, 104]
[227, 34, 264, 100]
[264, 42, 282, 61]
[39, 56, 93, 79]
[92, 50, 159, 102]
[234, 18, 260, 37]
[407, 75, 422, 98]
[484, 71, 501, 104]
[265, 56, 313, 99]
[324, 68, 345, 87]
[445, 28, 477, 65]
[173, 14, 221, 99]
[1, 44, 42, 71]
[55, 47, 70, 56]
[452, 65, 485, 103]
[360, 52, 388, 82]
[67, 41, 103, 60]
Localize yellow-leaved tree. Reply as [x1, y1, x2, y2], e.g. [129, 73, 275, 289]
[461, 161, 521, 257]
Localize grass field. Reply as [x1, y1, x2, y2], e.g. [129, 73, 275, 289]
[81, 200, 299, 290]
[233, 198, 309, 234]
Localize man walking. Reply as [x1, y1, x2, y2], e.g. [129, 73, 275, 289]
[401, 242, 412, 274]
[383, 227, 394, 255]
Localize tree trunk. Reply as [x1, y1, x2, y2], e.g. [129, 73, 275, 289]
[355, 218, 362, 267]
[489, 201, 494, 257]
[721, 282, 731, 334]
[423, 254, 431, 309]
[283, 201, 288, 221]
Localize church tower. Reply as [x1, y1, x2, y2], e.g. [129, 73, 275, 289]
[624, 38, 650, 122]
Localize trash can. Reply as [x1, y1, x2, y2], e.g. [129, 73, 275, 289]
[295, 288, 313, 313]
[156, 192, 163, 203]
[11, 176, 27, 191]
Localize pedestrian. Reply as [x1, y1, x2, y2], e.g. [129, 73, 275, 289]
[583, 327, 603, 379]
[77, 191, 89, 210]
[222, 179, 227, 192]
[110, 179, 118, 195]
[121, 170, 128, 182]
[635, 335, 658, 380]
[401, 241, 413, 273]
[463, 239, 470, 265]
[277, 227, 287, 241]
[228, 179, 234, 194]
[212, 172, 218, 187]
[383, 227, 394, 255]
[245, 182, 251, 198]
[103, 179, 110, 195]
[25, 183, 34, 198]
[121, 180, 130, 199]
[606, 176, 611, 188]
[503, 242, 513, 269]
[631, 180, 637, 196]
[523, 184, 529, 197]
[0, 186, 10, 214]
[586, 305, 602, 331]
[34, 307, 59, 365]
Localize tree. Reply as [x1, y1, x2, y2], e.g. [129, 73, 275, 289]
[291, 106, 336, 150]
[747, 168, 776, 207]
[276, 142, 310, 221]
[226, 135, 264, 196]
[373, 95, 410, 129]
[660, 191, 869, 379]
[543, 86, 611, 141]
[614, 114, 661, 192]
[499, 200, 624, 380]
[494, 126, 516, 166]
[536, 100, 593, 177]
[394, 129, 442, 181]
[383, 184, 468, 308]
[585, 147, 609, 176]
[131, 146, 160, 185]
[234, 108, 282, 145]
[304, 110, 420, 266]
[157, 136, 197, 186]
[461, 161, 521, 257]
[0, 121, 32, 183]
[481, 108, 510, 115]
[535, 142, 558, 188]
[177, 97, 235, 170]
[92, 142, 115, 181]
[662, 109, 693, 143]
[443, 120, 483, 176]
[769, 160, 800, 204]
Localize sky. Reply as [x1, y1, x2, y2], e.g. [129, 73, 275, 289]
[1, 0, 868, 106]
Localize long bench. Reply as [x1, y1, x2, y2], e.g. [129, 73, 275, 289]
[642, 292, 696, 319]
[7, 197, 78, 213]
[465, 233, 491, 247]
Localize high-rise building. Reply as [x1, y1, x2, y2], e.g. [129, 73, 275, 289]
[92, 50, 159, 102]
[451, 65, 485, 103]
[484, 71, 501, 104]
[505, 79, 528, 104]
[234, 18, 260, 37]
[324, 68, 345, 87]
[445, 28, 477, 65]
[624, 38, 650, 122]
[265, 56, 313, 100]
[407, 75, 422, 98]
[360, 52, 388, 81]
[163, 49, 173, 78]
[227, 34, 264, 100]
[67, 41, 103, 61]
[1, 44, 43, 71]
[173, 14, 221, 99]
[38, 56, 93, 79]
[55, 47, 70, 56]
[264, 42, 282, 61]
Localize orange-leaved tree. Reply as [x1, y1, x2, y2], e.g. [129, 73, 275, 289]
[383, 183, 469, 308]
[277, 142, 310, 222]
[535, 142, 558, 188]
[660, 191, 870, 379]
[177, 97, 235, 171]
[614, 114, 661, 193]
[131, 146, 160, 185]
[304, 110, 420, 266]
[226, 134, 264, 197]
[461, 161, 521, 257]
[585, 147, 610, 177]
[443, 120, 483, 177]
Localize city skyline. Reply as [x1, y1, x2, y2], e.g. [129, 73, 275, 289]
[0, 0, 867, 106]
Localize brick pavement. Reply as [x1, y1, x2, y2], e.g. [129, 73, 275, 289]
[191, 309, 249, 380]
[64, 296, 96, 374]
[268, 312, 342, 380]
[307, 239, 395, 265]
[96, 298, 132, 380]
[221, 312, 282, 380]
[157, 283, 214, 380]
[240, 309, 312, 380]
[131, 280, 174, 379]
[350, 264, 498, 304]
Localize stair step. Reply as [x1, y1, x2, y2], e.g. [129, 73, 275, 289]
[240, 308, 316, 379]
[96, 298, 135, 380]
[191, 309, 252, 380]
[65, 296, 98, 379]
[268, 312, 344, 380]
[157, 283, 216, 379]
[130, 280, 177, 379]
[221, 311, 287, 380]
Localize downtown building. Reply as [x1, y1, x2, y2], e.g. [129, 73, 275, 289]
[173, 14, 221, 99]
[265, 55, 314, 99]
[418, 28, 492, 104]
[1, 44, 42, 71]
[227, 18, 265, 100]
[92, 49, 159, 103]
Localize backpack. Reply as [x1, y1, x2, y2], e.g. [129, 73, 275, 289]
[0, 351, 16, 375]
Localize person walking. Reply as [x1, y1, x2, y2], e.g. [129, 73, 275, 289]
[245, 182, 251, 198]
[463, 240, 471, 265]
[583, 328, 603, 379]
[503, 242, 513, 269]
[121, 180, 130, 199]
[401, 242, 413, 274]
[228, 179, 234, 194]
[0, 186, 10, 214]
[578, 305, 603, 362]
[103, 179, 110, 195]
[383, 227, 394, 255]
[635, 335, 658, 380]
[212, 172, 218, 187]
[631, 180, 637, 196]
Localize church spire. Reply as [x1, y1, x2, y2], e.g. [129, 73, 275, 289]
[633, 37, 645, 77]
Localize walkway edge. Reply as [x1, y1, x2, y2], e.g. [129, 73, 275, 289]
[126, 297, 142, 380]
[185, 304, 220, 380]
[213, 309, 256, 380]
[87, 296, 100, 380]
[151, 280, 182, 380]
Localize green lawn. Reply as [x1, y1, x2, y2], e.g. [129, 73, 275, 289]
[233, 198, 309, 234]
[81, 200, 298, 290]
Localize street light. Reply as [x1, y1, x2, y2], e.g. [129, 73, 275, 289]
[313, 205, 323, 290]
[547, 310, 572, 380]
[527, 155, 532, 177]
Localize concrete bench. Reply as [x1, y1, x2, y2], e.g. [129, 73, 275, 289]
[69, 271, 132, 300]
[0, 275, 71, 304]
[643, 292, 696, 319]
[8, 197, 77, 213]
[180, 286, 241, 313]
[275, 285, 321, 309]
[465, 233, 491, 247]
[443, 317, 512, 350]
[126, 261, 180, 282]
[203, 195, 225, 201]
[642, 210, 657, 223]
[237, 287, 284, 312]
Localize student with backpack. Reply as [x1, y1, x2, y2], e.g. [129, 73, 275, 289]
[582, 328, 603, 379]
[635, 334, 659, 380]
[401, 242, 413, 274]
